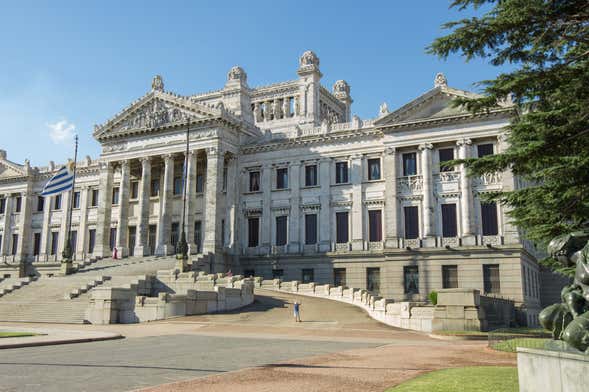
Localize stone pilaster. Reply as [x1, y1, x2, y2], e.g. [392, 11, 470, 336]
[288, 161, 301, 253]
[94, 162, 113, 258]
[497, 133, 520, 243]
[39, 195, 51, 261]
[76, 187, 89, 260]
[16, 189, 33, 268]
[135, 157, 151, 256]
[203, 147, 223, 258]
[350, 154, 364, 250]
[457, 138, 476, 245]
[185, 151, 197, 253]
[225, 154, 238, 253]
[58, 190, 71, 256]
[419, 143, 435, 246]
[1, 196, 12, 257]
[384, 147, 399, 248]
[260, 163, 272, 254]
[318, 157, 331, 252]
[116, 160, 130, 257]
[156, 154, 174, 256]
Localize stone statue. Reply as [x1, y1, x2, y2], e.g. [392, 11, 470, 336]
[434, 72, 448, 88]
[152, 75, 164, 92]
[379, 102, 389, 116]
[540, 231, 589, 353]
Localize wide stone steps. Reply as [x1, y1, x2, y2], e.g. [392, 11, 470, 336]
[0, 301, 89, 323]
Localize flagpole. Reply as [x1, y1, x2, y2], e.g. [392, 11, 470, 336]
[176, 119, 189, 270]
[62, 135, 78, 272]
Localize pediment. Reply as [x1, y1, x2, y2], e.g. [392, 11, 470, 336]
[0, 160, 25, 179]
[374, 86, 483, 126]
[93, 90, 226, 141]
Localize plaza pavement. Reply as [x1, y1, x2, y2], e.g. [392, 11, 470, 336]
[0, 289, 516, 392]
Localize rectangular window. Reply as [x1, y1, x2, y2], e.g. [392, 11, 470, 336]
[11, 234, 18, 255]
[173, 177, 183, 195]
[131, 181, 139, 199]
[477, 143, 494, 157]
[404, 206, 419, 239]
[171, 222, 179, 248]
[439, 148, 455, 172]
[272, 269, 284, 279]
[442, 265, 458, 289]
[305, 214, 317, 245]
[336, 212, 349, 243]
[73, 191, 80, 209]
[109, 228, 117, 251]
[335, 162, 349, 184]
[366, 267, 381, 294]
[37, 196, 44, 212]
[275, 215, 287, 246]
[248, 217, 259, 247]
[243, 269, 255, 278]
[88, 229, 96, 253]
[305, 165, 318, 186]
[15, 196, 21, 213]
[50, 232, 59, 255]
[403, 153, 417, 176]
[441, 204, 458, 237]
[368, 158, 381, 180]
[249, 171, 260, 192]
[194, 221, 202, 252]
[54, 194, 62, 210]
[481, 201, 499, 235]
[196, 174, 204, 193]
[91, 189, 99, 207]
[368, 210, 383, 242]
[70, 230, 77, 254]
[302, 268, 314, 283]
[276, 168, 288, 189]
[222, 167, 228, 192]
[0, 198, 5, 214]
[221, 219, 225, 246]
[33, 232, 41, 256]
[404, 265, 419, 294]
[151, 179, 160, 197]
[483, 264, 501, 294]
[333, 268, 346, 287]
[112, 187, 120, 205]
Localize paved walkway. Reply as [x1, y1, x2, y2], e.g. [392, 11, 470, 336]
[0, 326, 122, 349]
[0, 289, 516, 391]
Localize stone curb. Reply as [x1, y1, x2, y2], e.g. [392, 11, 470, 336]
[0, 333, 124, 349]
[428, 333, 487, 341]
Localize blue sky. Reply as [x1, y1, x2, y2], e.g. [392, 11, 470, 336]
[0, 1, 505, 167]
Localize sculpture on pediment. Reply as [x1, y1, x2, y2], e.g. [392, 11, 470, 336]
[434, 72, 448, 88]
[227, 66, 247, 83]
[300, 50, 319, 67]
[152, 75, 164, 92]
[333, 80, 350, 97]
[379, 102, 389, 116]
[253, 103, 262, 122]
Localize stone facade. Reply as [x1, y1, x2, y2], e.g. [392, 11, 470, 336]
[0, 51, 546, 325]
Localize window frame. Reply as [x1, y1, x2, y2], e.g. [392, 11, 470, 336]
[367, 158, 381, 181]
[335, 161, 349, 184]
[402, 152, 417, 176]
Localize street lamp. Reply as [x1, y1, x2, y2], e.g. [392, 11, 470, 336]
[175, 119, 190, 270]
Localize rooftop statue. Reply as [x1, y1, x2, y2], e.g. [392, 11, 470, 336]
[540, 231, 589, 353]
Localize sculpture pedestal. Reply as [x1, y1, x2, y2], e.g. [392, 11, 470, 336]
[517, 347, 589, 392]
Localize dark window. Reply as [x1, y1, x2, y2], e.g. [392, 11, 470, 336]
[50, 232, 59, 255]
[302, 268, 314, 283]
[272, 269, 284, 279]
[335, 162, 348, 184]
[368, 210, 383, 242]
[88, 229, 96, 253]
[37, 196, 44, 212]
[442, 265, 458, 289]
[33, 232, 41, 256]
[222, 167, 228, 192]
[171, 222, 179, 248]
[276, 168, 288, 189]
[477, 143, 494, 157]
[483, 264, 501, 294]
[334, 268, 346, 287]
[221, 219, 225, 246]
[194, 221, 202, 252]
[368, 158, 381, 180]
[91, 189, 99, 207]
[481, 202, 499, 235]
[70, 230, 77, 254]
[305, 165, 318, 186]
[73, 191, 80, 209]
[305, 214, 317, 245]
[54, 194, 62, 210]
[173, 177, 183, 195]
[404, 206, 419, 239]
[128, 226, 136, 256]
[404, 265, 419, 294]
[109, 228, 117, 251]
[441, 204, 458, 237]
[243, 269, 255, 278]
[336, 212, 349, 243]
[196, 174, 204, 193]
[439, 148, 455, 172]
[403, 153, 417, 176]
[0, 198, 5, 214]
[249, 171, 260, 192]
[112, 187, 120, 205]
[276, 216, 288, 246]
[248, 217, 259, 247]
[0, 235, 3, 253]
[11, 234, 18, 255]
[151, 179, 160, 197]
[366, 267, 381, 294]
[131, 181, 139, 199]
[15, 196, 21, 213]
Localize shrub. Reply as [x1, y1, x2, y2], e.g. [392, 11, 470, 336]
[429, 291, 438, 305]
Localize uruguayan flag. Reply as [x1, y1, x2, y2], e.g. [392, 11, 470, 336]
[41, 162, 75, 196]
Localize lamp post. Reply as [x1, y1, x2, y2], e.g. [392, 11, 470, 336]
[175, 119, 190, 271]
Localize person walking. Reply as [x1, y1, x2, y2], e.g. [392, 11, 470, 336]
[293, 300, 302, 322]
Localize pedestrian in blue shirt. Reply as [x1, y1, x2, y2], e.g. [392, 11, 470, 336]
[293, 300, 301, 322]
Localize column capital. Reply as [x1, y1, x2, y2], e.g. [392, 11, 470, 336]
[418, 143, 433, 151]
[497, 133, 509, 143]
[206, 146, 219, 157]
[99, 161, 112, 170]
[456, 138, 472, 147]
[162, 154, 174, 164]
[384, 146, 396, 155]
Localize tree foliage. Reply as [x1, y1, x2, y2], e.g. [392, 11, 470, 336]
[429, 0, 589, 273]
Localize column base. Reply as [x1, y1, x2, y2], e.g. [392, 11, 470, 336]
[133, 246, 151, 257]
[288, 242, 300, 254]
[318, 241, 331, 253]
[351, 239, 364, 251]
[155, 244, 173, 256]
[116, 246, 128, 258]
[385, 237, 400, 249]
[422, 237, 437, 248]
[461, 235, 477, 246]
[60, 262, 76, 276]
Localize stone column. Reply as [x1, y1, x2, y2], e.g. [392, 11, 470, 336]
[384, 147, 399, 248]
[318, 157, 331, 252]
[288, 161, 301, 253]
[156, 154, 174, 256]
[457, 138, 476, 245]
[39, 195, 51, 261]
[76, 187, 89, 260]
[419, 143, 435, 246]
[203, 147, 223, 256]
[225, 154, 238, 253]
[185, 151, 197, 253]
[116, 160, 130, 257]
[16, 189, 33, 267]
[135, 157, 151, 256]
[350, 154, 364, 250]
[260, 163, 272, 254]
[1, 196, 12, 257]
[94, 162, 113, 258]
[497, 133, 519, 244]
[58, 190, 71, 256]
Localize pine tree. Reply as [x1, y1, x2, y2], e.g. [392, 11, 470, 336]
[429, 0, 589, 274]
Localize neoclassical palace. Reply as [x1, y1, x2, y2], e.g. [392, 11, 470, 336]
[0, 51, 548, 324]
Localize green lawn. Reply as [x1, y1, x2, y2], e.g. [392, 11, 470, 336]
[491, 338, 549, 353]
[434, 328, 547, 337]
[0, 332, 38, 338]
[386, 366, 518, 392]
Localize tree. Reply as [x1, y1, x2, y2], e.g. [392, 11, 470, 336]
[429, 0, 589, 274]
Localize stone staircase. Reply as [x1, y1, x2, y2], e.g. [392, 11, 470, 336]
[0, 276, 39, 298]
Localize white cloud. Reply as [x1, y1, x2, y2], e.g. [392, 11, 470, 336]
[47, 119, 76, 144]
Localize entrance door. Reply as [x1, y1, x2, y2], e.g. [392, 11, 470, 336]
[366, 267, 381, 295]
[333, 268, 347, 287]
[148, 225, 157, 256]
[128, 226, 136, 257]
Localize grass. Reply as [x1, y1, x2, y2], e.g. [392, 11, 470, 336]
[386, 366, 518, 392]
[491, 337, 549, 353]
[0, 332, 38, 338]
[434, 328, 547, 337]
